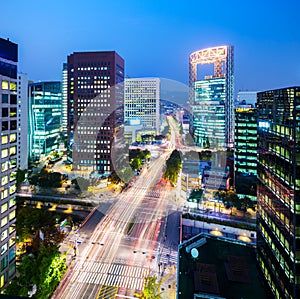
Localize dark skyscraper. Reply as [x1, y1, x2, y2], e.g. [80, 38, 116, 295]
[67, 51, 124, 174]
[257, 87, 300, 299]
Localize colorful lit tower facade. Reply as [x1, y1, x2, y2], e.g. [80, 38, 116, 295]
[0, 37, 18, 288]
[189, 46, 234, 149]
[67, 51, 124, 174]
[28, 81, 62, 161]
[257, 87, 300, 298]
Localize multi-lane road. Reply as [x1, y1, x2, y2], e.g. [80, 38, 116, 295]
[52, 144, 178, 298]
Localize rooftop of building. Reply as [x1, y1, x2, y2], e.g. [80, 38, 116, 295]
[0, 37, 18, 62]
[177, 233, 272, 299]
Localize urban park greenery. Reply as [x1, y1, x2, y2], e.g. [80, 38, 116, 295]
[135, 275, 162, 299]
[4, 207, 66, 298]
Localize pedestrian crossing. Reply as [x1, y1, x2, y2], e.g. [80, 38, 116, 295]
[71, 261, 150, 292]
[97, 284, 118, 299]
[145, 189, 160, 198]
[159, 246, 178, 268]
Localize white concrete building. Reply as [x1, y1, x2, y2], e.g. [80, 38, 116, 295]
[124, 78, 160, 137]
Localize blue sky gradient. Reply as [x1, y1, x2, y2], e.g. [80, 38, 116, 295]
[1, 0, 300, 93]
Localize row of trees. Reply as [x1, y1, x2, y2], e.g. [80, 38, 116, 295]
[214, 189, 255, 212]
[164, 149, 182, 186]
[129, 149, 151, 170]
[4, 207, 66, 298]
[29, 168, 63, 188]
[108, 149, 151, 185]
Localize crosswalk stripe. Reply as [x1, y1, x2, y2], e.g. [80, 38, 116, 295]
[95, 273, 101, 285]
[116, 264, 121, 274]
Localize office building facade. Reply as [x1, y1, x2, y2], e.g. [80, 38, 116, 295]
[234, 107, 257, 175]
[257, 87, 300, 298]
[17, 73, 28, 170]
[234, 107, 257, 200]
[67, 51, 124, 174]
[0, 37, 18, 288]
[124, 78, 160, 136]
[28, 81, 62, 161]
[61, 63, 68, 139]
[189, 46, 234, 149]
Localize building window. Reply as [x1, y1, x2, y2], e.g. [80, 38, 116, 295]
[0, 274, 4, 288]
[2, 94, 8, 103]
[2, 108, 8, 117]
[1, 149, 8, 158]
[0, 256, 7, 271]
[1, 136, 8, 145]
[9, 248, 15, 262]
[1, 81, 8, 90]
[9, 159, 16, 168]
[10, 172, 16, 182]
[9, 146, 16, 156]
[1, 189, 8, 200]
[9, 198, 16, 208]
[9, 211, 15, 221]
[10, 108, 17, 117]
[9, 185, 16, 195]
[1, 230, 7, 242]
[1, 161, 9, 172]
[1, 204, 8, 214]
[9, 133, 16, 143]
[10, 120, 17, 130]
[2, 121, 8, 131]
[9, 82, 17, 91]
[9, 224, 15, 234]
[1, 217, 8, 227]
[10, 94, 17, 105]
[1, 176, 8, 186]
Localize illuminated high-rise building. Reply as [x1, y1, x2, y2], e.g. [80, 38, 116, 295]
[0, 37, 18, 288]
[257, 87, 300, 299]
[189, 46, 234, 148]
[61, 63, 68, 138]
[124, 78, 160, 135]
[67, 51, 124, 174]
[28, 81, 62, 161]
[234, 106, 257, 200]
[17, 73, 28, 170]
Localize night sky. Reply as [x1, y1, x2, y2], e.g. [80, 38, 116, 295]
[1, 0, 300, 94]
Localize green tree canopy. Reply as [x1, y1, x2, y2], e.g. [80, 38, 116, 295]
[164, 149, 182, 186]
[135, 275, 162, 299]
[188, 189, 204, 203]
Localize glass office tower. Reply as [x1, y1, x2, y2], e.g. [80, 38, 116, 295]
[28, 82, 62, 161]
[0, 37, 18, 288]
[234, 107, 257, 200]
[257, 87, 300, 299]
[193, 77, 226, 148]
[234, 107, 257, 175]
[189, 46, 234, 149]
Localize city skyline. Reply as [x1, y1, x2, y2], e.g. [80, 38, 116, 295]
[1, 0, 300, 93]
